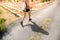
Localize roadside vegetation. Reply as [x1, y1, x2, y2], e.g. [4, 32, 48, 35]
[41, 0, 50, 3]
[0, 10, 3, 14]
[0, 18, 6, 32]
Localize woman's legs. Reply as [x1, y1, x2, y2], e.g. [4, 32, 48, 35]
[22, 12, 26, 21]
[28, 11, 32, 21]
[21, 11, 26, 27]
[20, 10, 32, 27]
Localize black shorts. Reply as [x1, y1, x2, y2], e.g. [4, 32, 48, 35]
[23, 8, 30, 12]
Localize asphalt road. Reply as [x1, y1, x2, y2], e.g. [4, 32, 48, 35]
[0, 0, 60, 40]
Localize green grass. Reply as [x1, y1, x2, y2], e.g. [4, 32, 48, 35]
[0, 18, 6, 24]
[0, 18, 6, 31]
[41, 0, 50, 3]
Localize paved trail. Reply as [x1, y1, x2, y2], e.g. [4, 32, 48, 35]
[0, 0, 60, 40]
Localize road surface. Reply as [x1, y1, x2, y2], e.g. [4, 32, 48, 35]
[0, 0, 60, 40]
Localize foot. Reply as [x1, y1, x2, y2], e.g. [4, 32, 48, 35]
[29, 18, 32, 21]
[20, 21, 24, 27]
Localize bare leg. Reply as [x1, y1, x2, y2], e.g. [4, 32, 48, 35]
[20, 11, 26, 27]
[22, 12, 26, 21]
[28, 11, 32, 21]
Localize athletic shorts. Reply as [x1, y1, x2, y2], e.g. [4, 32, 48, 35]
[23, 8, 30, 12]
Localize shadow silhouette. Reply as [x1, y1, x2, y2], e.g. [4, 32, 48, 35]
[25, 21, 49, 35]
[0, 31, 5, 39]
[0, 29, 8, 39]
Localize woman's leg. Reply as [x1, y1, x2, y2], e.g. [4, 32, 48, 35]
[21, 11, 26, 27]
[22, 12, 26, 21]
[28, 11, 32, 21]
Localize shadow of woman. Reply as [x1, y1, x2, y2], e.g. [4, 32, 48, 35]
[25, 21, 49, 35]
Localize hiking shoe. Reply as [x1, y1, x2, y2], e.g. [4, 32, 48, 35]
[29, 18, 32, 21]
[20, 21, 24, 27]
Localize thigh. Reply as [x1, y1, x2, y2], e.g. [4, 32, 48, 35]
[23, 11, 26, 17]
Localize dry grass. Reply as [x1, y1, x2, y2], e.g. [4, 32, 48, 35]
[0, 6, 19, 25]
[40, 18, 52, 31]
[30, 32, 42, 40]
